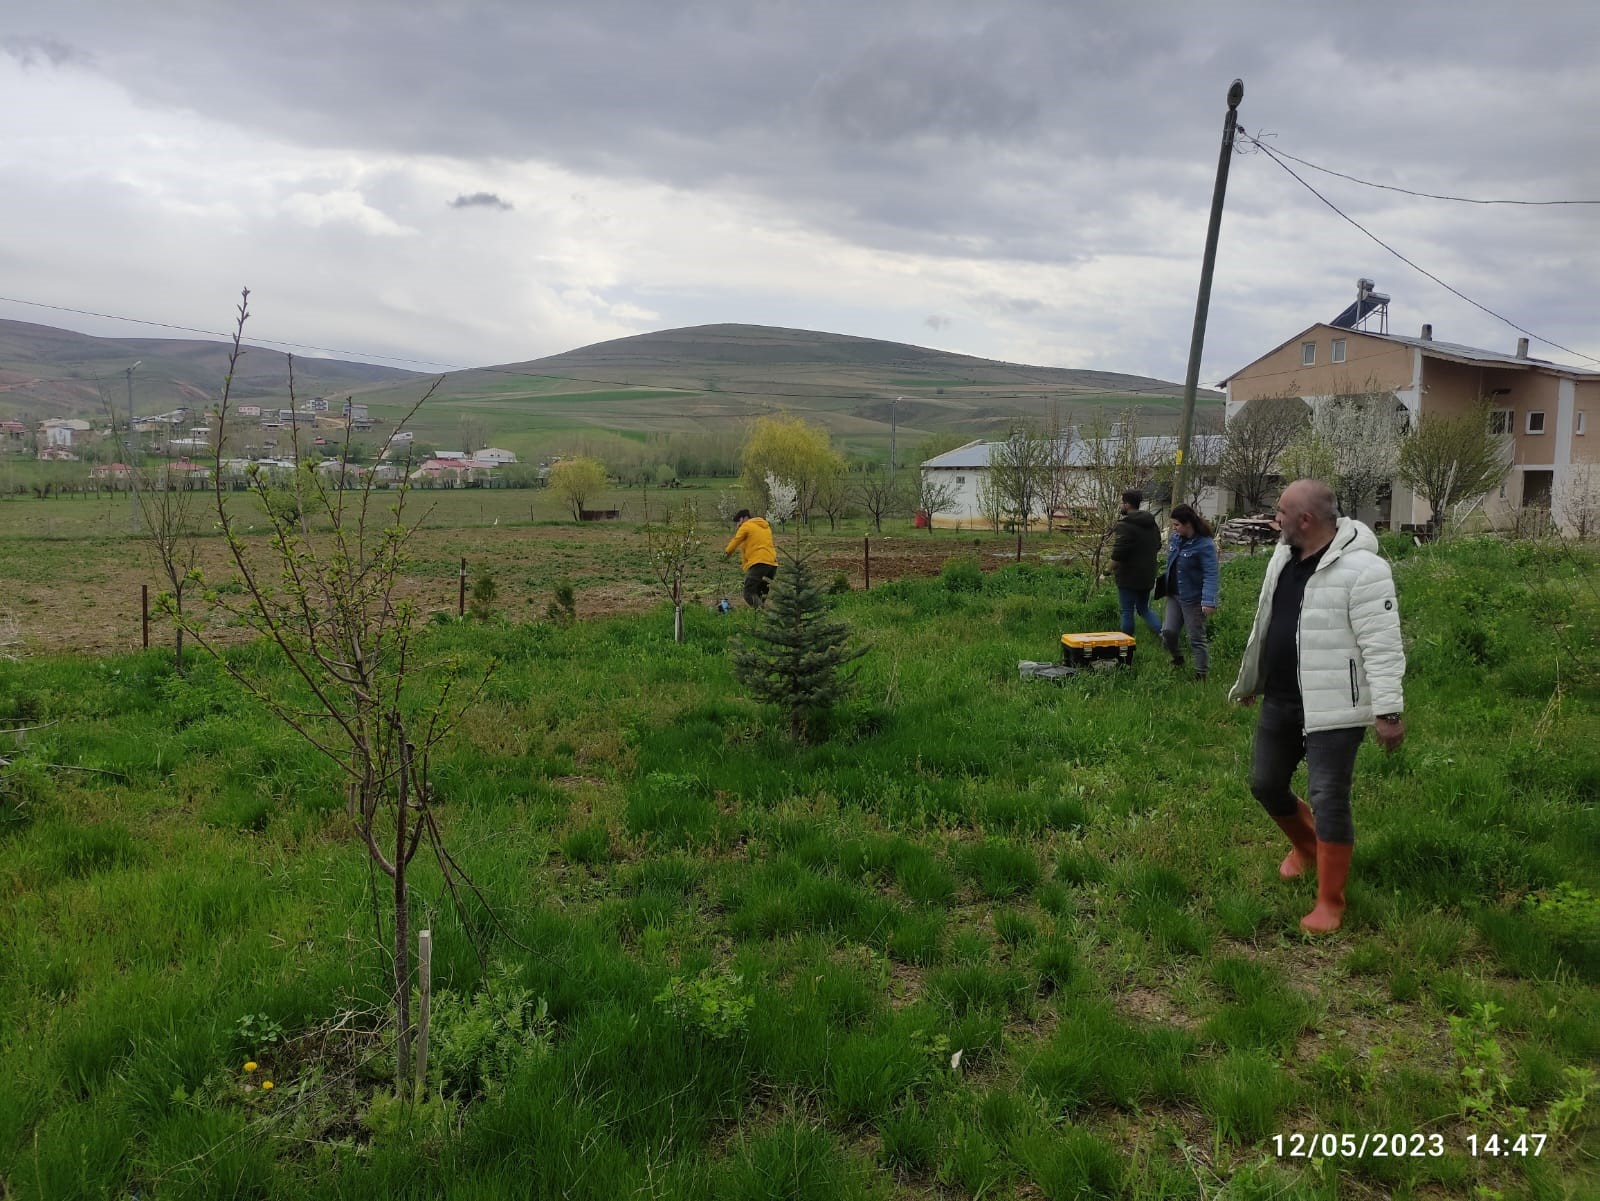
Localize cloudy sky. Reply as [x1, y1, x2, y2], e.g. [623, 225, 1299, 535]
[1, 0, 1596, 385]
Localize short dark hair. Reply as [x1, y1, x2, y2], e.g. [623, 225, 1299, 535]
[1121, 490, 1142, 509]
[732, 509, 751, 522]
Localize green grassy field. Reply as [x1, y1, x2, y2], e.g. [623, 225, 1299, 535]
[2, 536, 1597, 1199]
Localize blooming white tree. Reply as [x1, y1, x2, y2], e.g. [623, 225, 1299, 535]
[765, 472, 798, 526]
[1310, 387, 1405, 516]
[1556, 464, 1600, 539]
[715, 487, 743, 523]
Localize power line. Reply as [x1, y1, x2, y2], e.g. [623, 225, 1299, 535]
[1240, 137, 1600, 368]
[1237, 130, 1600, 207]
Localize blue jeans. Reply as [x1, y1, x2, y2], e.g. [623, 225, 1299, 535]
[1161, 598, 1210, 677]
[1249, 698, 1366, 844]
[1116, 586, 1161, 638]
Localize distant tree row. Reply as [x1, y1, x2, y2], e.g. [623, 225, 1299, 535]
[541, 429, 743, 485]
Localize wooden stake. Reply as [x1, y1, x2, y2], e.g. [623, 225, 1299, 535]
[863, 537, 870, 590]
[416, 929, 432, 1098]
[458, 558, 467, 617]
[141, 584, 149, 649]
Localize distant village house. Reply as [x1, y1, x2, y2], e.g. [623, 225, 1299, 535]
[1224, 281, 1598, 533]
[920, 432, 1230, 530]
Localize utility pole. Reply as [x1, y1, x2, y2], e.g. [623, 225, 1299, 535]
[889, 396, 901, 482]
[1172, 80, 1243, 511]
[126, 360, 142, 531]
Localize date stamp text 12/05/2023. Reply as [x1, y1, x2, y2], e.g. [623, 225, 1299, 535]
[1272, 1133, 1548, 1159]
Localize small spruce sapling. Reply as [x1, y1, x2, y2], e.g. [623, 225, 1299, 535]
[468, 571, 497, 621]
[731, 549, 865, 741]
[547, 582, 577, 626]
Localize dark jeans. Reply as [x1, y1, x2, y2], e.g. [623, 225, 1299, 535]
[1249, 697, 1365, 845]
[1161, 599, 1209, 677]
[743, 563, 776, 608]
[1116, 585, 1161, 638]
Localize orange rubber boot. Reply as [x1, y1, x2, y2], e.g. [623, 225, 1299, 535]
[1271, 798, 1317, 880]
[1300, 842, 1353, 934]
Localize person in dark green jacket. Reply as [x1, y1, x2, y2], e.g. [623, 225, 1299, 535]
[1109, 489, 1161, 638]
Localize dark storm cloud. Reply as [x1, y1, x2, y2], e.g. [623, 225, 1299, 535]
[31, 0, 1586, 268]
[811, 33, 1038, 144]
[1, 33, 88, 67]
[3, 0, 1596, 371]
[449, 191, 513, 210]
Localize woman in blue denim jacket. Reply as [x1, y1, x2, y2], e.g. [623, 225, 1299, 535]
[1160, 503, 1220, 679]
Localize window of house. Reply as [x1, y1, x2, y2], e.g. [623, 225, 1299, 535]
[1526, 411, 1546, 434]
[1331, 338, 1347, 364]
[1578, 412, 1588, 436]
[1488, 409, 1514, 436]
[1301, 341, 1316, 366]
[955, 475, 966, 484]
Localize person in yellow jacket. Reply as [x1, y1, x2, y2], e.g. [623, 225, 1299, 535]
[724, 509, 778, 608]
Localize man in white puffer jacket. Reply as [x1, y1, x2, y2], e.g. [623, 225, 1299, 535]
[1230, 479, 1407, 934]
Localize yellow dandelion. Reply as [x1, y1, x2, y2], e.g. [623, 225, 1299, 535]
[262, 1080, 274, 1090]
[244, 1061, 258, 1073]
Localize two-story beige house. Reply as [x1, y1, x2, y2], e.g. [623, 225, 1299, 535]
[1223, 319, 1598, 533]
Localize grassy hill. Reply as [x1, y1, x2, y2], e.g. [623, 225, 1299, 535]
[372, 324, 1220, 457]
[0, 319, 418, 422]
[0, 320, 1219, 460]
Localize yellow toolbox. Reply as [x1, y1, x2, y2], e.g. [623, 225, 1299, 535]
[1060, 631, 1136, 669]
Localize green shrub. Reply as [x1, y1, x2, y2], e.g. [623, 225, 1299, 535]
[468, 570, 497, 621]
[1524, 884, 1600, 980]
[655, 968, 754, 1040]
[1378, 530, 1416, 560]
[939, 556, 984, 593]
[428, 967, 552, 1099]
